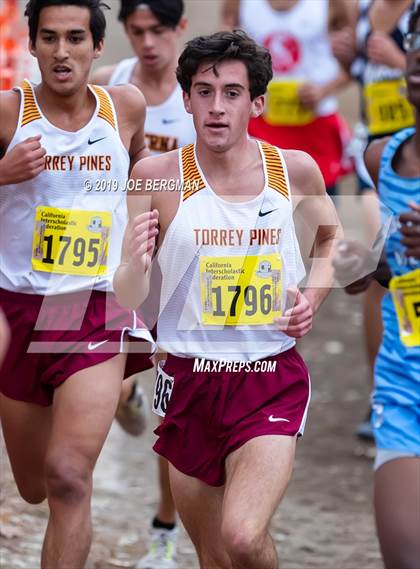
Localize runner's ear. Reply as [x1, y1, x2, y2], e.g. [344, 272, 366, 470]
[183, 90, 192, 114]
[250, 95, 264, 118]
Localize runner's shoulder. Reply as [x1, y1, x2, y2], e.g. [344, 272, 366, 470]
[90, 64, 117, 86]
[282, 149, 325, 196]
[105, 83, 146, 121]
[131, 149, 179, 183]
[364, 137, 391, 187]
[0, 90, 21, 149]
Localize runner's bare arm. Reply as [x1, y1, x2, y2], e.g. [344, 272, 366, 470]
[287, 150, 343, 313]
[90, 64, 116, 86]
[107, 84, 149, 172]
[0, 91, 46, 185]
[220, 0, 240, 29]
[328, 0, 352, 32]
[114, 157, 161, 310]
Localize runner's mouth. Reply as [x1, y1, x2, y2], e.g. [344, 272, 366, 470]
[53, 65, 72, 81]
[205, 123, 228, 129]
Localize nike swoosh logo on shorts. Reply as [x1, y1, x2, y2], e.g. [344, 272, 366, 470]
[87, 339, 109, 351]
[268, 415, 290, 423]
[88, 136, 107, 145]
[258, 208, 278, 217]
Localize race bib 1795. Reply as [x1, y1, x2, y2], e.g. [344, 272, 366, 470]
[32, 206, 111, 276]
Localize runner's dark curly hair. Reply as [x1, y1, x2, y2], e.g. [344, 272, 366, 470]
[176, 29, 273, 101]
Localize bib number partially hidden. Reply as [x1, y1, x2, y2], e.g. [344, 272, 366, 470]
[32, 206, 111, 276]
[153, 361, 174, 417]
[265, 80, 314, 126]
[200, 254, 282, 326]
[389, 269, 420, 348]
[364, 78, 415, 136]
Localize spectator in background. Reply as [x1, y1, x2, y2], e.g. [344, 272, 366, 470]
[221, 0, 353, 196]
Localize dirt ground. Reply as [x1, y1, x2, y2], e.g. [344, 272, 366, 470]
[1, 1, 385, 568]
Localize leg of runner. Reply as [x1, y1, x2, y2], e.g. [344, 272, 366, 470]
[0, 308, 10, 369]
[115, 374, 149, 437]
[40, 354, 125, 568]
[374, 458, 420, 569]
[222, 436, 295, 569]
[157, 455, 177, 523]
[0, 396, 51, 504]
[170, 435, 295, 569]
[169, 466, 231, 569]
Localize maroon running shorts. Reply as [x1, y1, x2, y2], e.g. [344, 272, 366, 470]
[153, 347, 310, 486]
[0, 288, 154, 406]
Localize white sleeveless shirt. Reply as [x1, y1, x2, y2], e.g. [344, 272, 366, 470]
[157, 141, 306, 361]
[239, 0, 339, 116]
[0, 80, 129, 295]
[109, 57, 195, 153]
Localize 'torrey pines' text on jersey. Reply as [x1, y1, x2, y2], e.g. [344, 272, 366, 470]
[0, 80, 130, 294]
[109, 57, 195, 154]
[157, 141, 306, 361]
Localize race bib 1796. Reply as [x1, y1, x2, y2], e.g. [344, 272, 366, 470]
[200, 254, 282, 326]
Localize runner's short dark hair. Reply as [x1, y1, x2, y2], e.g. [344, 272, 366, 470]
[408, 2, 420, 33]
[25, 0, 109, 48]
[176, 29, 273, 101]
[118, 0, 184, 27]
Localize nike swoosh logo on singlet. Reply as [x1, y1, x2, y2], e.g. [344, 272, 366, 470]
[258, 208, 278, 217]
[88, 136, 107, 145]
[162, 118, 179, 125]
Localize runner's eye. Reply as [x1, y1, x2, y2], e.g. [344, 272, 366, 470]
[69, 35, 83, 44]
[227, 90, 239, 98]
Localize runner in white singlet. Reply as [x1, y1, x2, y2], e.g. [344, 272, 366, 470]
[114, 30, 342, 569]
[92, 3, 195, 567]
[0, 2, 153, 567]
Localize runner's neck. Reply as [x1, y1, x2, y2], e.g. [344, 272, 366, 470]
[34, 82, 96, 131]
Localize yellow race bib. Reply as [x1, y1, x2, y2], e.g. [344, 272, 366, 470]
[265, 80, 314, 126]
[364, 78, 415, 136]
[389, 269, 420, 348]
[200, 254, 282, 326]
[32, 206, 111, 276]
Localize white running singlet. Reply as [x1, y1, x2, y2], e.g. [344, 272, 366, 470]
[0, 80, 130, 295]
[239, 0, 339, 116]
[157, 141, 306, 361]
[109, 57, 195, 153]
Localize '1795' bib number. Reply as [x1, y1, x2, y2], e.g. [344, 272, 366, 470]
[32, 206, 111, 276]
[200, 254, 282, 326]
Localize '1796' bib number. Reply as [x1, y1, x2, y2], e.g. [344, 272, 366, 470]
[32, 206, 111, 276]
[200, 254, 282, 326]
